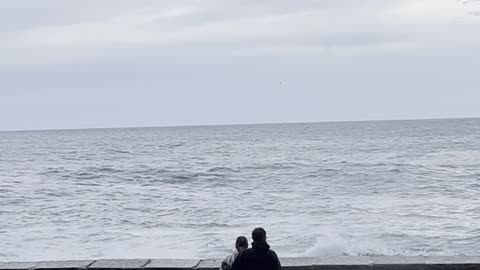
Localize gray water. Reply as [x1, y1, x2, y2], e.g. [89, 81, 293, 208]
[1, 118, 480, 262]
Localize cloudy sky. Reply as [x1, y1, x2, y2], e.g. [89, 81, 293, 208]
[1, 0, 480, 131]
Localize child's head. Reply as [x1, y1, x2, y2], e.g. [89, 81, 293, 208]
[235, 236, 248, 252]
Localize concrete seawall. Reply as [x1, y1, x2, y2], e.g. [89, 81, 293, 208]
[2, 256, 480, 270]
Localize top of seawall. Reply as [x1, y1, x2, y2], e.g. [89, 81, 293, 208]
[2, 256, 480, 270]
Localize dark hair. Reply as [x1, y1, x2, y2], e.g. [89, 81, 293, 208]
[236, 236, 248, 248]
[252, 227, 266, 242]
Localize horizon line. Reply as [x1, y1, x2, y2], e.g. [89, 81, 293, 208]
[1, 116, 479, 132]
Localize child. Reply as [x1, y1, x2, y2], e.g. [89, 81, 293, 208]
[220, 236, 249, 270]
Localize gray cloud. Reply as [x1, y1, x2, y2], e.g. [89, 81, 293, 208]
[1, 0, 480, 130]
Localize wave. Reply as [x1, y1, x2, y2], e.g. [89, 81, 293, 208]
[207, 167, 240, 173]
[105, 149, 133, 155]
[303, 235, 398, 257]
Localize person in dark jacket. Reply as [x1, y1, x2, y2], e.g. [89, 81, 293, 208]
[231, 228, 281, 270]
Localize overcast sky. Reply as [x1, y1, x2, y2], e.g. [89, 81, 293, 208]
[1, 0, 480, 131]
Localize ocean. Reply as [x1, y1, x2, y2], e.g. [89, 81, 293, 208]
[1, 118, 480, 261]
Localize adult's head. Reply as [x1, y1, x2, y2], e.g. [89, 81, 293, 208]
[252, 227, 267, 242]
[235, 236, 248, 252]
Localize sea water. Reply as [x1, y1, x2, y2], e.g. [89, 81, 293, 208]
[1, 119, 480, 261]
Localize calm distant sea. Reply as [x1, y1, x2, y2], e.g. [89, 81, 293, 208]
[1, 119, 480, 261]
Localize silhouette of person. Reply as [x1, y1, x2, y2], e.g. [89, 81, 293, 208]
[220, 236, 249, 270]
[231, 228, 281, 270]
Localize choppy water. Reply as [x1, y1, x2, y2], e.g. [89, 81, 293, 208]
[1, 119, 480, 261]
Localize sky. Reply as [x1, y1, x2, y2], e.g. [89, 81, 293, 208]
[1, 0, 480, 131]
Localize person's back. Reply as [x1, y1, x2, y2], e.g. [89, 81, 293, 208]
[231, 228, 281, 270]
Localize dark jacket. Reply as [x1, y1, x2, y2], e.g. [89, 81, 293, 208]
[231, 241, 281, 270]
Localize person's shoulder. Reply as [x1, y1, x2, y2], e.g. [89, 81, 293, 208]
[241, 248, 254, 255]
[268, 249, 279, 259]
[268, 249, 278, 255]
